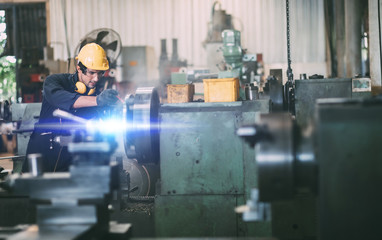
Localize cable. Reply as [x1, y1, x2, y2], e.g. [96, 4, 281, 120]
[53, 146, 63, 172]
[61, 0, 71, 72]
[142, 165, 151, 196]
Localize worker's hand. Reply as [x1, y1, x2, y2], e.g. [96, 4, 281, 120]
[96, 89, 119, 106]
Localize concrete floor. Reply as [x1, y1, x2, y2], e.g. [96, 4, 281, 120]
[0, 153, 13, 171]
[0, 132, 16, 171]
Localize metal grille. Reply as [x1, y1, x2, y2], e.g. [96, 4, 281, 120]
[0, 3, 47, 59]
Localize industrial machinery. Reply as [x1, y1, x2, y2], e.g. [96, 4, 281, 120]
[2, 77, 273, 237]
[243, 70, 365, 239]
[0, 74, 371, 239]
[205, 1, 234, 44]
[158, 38, 188, 99]
[124, 86, 271, 237]
[0, 101, 41, 174]
[203, 1, 260, 95]
[218, 29, 259, 100]
[120, 63, 356, 238]
[7, 103, 42, 172]
[0, 110, 130, 240]
[231, 1, 368, 237]
[0, 28, 124, 173]
[294, 76, 352, 129]
[204, 1, 235, 73]
[0, 2, 374, 238]
[237, 97, 382, 240]
[19, 47, 50, 103]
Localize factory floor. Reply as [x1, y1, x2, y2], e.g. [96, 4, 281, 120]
[0, 133, 16, 171]
[0, 153, 14, 171]
[112, 198, 155, 237]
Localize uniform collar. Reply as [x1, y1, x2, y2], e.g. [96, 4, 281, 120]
[72, 72, 79, 83]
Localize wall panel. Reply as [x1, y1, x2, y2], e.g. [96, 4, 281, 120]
[49, 0, 326, 81]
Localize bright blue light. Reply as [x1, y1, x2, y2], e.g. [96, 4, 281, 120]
[86, 118, 129, 135]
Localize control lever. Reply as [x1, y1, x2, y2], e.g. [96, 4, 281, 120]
[235, 188, 271, 222]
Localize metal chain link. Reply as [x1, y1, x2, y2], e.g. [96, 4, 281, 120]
[286, 0, 293, 82]
[285, 0, 295, 114]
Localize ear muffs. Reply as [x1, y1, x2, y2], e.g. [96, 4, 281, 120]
[88, 88, 96, 95]
[75, 81, 96, 95]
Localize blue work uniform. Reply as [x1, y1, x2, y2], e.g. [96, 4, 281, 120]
[23, 73, 101, 172]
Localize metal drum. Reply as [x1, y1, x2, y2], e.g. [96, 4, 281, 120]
[124, 87, 160, 164]
[255, 113, 295, 201]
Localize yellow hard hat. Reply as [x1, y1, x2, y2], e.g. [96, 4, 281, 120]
[75, 43, 109, 70]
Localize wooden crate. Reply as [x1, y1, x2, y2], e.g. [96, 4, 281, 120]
[167, 84, 195, 103]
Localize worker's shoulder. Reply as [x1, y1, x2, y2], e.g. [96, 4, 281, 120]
[44, 73, 74, 86]
[45, 73, 72, 81]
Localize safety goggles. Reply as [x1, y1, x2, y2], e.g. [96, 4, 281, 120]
[85, 70, 105, 78]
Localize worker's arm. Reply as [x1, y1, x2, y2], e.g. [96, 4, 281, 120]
[72, 89, 119, 108]
[43, 75, 119, 109]
[72, 96, 97, 108]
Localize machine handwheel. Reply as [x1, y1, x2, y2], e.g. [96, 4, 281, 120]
[124, 87, 160, 164]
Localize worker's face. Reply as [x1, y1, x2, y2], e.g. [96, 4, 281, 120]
[77, 66, 105, 89]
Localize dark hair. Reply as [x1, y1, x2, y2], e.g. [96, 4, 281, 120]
[78, 61, 87, 73]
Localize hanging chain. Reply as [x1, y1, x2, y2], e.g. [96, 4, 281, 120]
[285, 0, 295, 114]
[286, 0, 293, 82]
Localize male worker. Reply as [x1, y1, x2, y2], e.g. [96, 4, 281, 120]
[22, 43, 119, 173]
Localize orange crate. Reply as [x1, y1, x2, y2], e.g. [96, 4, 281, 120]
[203, 78, 239, 102]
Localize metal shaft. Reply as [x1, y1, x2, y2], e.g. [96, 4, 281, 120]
[0, 155, 25, 161]
[52, 109, 88, 124]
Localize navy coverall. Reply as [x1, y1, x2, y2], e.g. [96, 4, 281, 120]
[23, 73, 101, 172]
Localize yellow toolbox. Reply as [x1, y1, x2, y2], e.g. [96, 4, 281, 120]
[203, 78, 239, 102]
[167, 84, 195, 103]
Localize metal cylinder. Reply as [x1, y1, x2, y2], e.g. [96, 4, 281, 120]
[256, 113, 295, 201]
[27, 153, 43, 176]
[124, 87, 160, 164]
[245, 83, 259, 100]
[171, 38, 179, 63]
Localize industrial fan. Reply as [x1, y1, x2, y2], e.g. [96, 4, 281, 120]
[74, 28, 122, 67]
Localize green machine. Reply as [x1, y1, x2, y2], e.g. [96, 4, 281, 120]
[220, 29, 243, 78]
[219, 29, 258, 100]
[125, 87, 271, 237]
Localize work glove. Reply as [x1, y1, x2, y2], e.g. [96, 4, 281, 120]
[96, 89, 119, 106]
